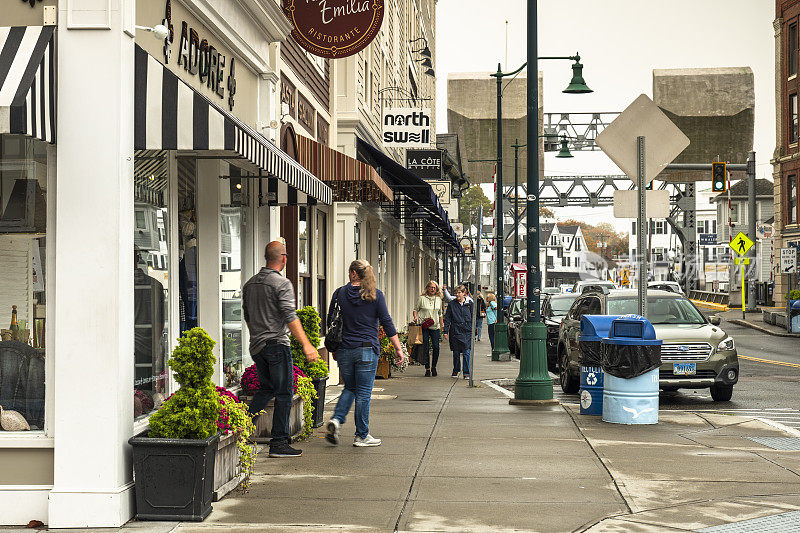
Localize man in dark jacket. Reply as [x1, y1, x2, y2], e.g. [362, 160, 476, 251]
[443, 285, 473, 379]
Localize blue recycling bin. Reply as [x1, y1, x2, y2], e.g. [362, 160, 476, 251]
[789, 300, 800, 333]
[578, 315, 620, 415]
[601, 315, 662, 425]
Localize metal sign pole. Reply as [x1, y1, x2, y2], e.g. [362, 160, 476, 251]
[468, 206, 483, 388]
[637, 136, 648, 318]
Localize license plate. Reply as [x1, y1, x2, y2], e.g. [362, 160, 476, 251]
[673, 363, 696, 376]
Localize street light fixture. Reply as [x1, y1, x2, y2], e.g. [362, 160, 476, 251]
[555, 136, 574, 158]
[511, 5, 592, 404]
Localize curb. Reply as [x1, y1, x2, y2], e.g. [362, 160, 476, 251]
[727, 319, 800, 338]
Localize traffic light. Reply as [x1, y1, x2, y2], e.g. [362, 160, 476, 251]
[712, 162, 727, 192]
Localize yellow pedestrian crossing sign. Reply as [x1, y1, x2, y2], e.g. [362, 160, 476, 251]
[729, 231, 754, 257]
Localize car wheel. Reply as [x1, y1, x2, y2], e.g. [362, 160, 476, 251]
[559, 347, 579, 394]
[710, 384, 733, 402]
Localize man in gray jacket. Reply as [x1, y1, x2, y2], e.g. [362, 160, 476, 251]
[243, 241, 318, 457]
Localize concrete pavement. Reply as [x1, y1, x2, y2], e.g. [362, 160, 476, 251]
[9, 338, 800, 532]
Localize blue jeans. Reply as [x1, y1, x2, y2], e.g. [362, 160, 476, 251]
[422, 328, 440, 370]
[452, 348, 472, 376]
[333, 347, 379, 438]
[488, 323, 496, 349]
[475, 317, 484, 340]
[248, 344, 293, 445]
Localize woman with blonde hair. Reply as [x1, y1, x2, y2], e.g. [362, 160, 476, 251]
[326, 260, 403, 447]
[413, 280, 444, 376]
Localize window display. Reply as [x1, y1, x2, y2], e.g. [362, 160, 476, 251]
[0, 135, 47, 431]
[133, 151, 170, 418]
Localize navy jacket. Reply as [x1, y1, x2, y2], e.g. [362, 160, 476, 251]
[443, 298, 473, 352]
[329, 283, 397, 354]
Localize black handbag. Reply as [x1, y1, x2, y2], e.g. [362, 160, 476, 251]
[324, 287, 343, 353]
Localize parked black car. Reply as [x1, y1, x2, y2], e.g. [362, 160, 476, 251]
[541, 293, 578, 372]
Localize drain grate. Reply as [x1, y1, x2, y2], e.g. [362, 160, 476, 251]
[698, 511, 800, 532]
[744, 436, 800, 450]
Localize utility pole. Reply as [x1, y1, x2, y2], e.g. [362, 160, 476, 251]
[492, 63, 511, 360]
[512, 139, 525, 264]
[746, 151, 756, 312]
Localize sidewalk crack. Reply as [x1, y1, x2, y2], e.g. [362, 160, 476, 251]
[392, 378, 458, 532]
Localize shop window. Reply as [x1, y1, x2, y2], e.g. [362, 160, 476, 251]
[220, 170, 250, 387]
[791, 94, 799, 145]
[730, 203, 740, 224]
[789, 175, 798, 225]
[790, 22, 798, 78]
[0, 136, 47, 431]
[316, 211, 328, 334]
[133, 151, 171, 419]
[298, 206, 312, 308]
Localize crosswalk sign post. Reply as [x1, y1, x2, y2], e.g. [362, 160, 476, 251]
[729, 232, 755, 319]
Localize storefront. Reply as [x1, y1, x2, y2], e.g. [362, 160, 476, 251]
[0, 0, 331, 527]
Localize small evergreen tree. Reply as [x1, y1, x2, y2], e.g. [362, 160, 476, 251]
[291, 306, 328, 378]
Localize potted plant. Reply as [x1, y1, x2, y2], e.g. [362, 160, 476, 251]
[213, 387, 258, 500]
[239, 363, 308, 441]
[129, 328, 220, 521]
[291, 306, 329, 427]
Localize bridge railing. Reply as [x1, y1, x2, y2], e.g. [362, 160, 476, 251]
[688, 290, 729, 306]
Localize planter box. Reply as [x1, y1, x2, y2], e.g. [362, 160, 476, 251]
[311, 377, 328, 428]
[213, 432, 245, 501]
[129, 432, 219, 521]
[240, 394, 304, 443]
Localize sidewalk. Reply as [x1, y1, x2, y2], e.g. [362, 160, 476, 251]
[720, 307, 800, 338]
[11, 340, 800, 532]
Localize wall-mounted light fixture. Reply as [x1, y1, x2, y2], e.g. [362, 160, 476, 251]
[135, 24, 170, 40]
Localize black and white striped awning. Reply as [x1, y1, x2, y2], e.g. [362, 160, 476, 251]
[0, 26, 55, 143]
[133, 45, 331, 205]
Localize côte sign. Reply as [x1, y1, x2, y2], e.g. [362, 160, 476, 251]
[406, 149, 443, 180]
[283, 0, 384, 59]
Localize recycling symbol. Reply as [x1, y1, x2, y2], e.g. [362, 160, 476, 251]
[586, 372, 598, 386]
[580, 390, 592, 409]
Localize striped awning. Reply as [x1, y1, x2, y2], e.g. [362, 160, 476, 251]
[0, 26, 56, 143]
[133, 45, 332, 205]
[295, 134, 393, 203]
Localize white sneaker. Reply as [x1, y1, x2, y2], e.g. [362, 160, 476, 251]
[325, 419, 340, 445]
[353, 434, 382, 447]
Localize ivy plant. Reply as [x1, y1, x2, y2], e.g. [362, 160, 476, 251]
[149, 328, 220, 440]
[294, 375, 317, 441]
[218, 394, 258, 491]
[291, 306, 329, 379]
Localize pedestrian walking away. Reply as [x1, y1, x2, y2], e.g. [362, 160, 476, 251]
[413, 281, 445, 376]
[326, 260, 404, 448]
[486, 293, 497, 351]
[242, 241, 320, 458]
[475, 292, 487, 341]
[443, 285, 474, 379]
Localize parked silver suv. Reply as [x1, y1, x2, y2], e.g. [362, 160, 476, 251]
[557, 289, 739, 401]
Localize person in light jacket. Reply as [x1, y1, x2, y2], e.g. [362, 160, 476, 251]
[486, 293, 498, 350]
[413, 281, 444, 377]
[325, 260, 404, 448]
[443, 285, 474, 379]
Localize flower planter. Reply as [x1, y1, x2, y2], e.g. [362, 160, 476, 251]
[213, 431, 246, 501]
[240, 394, 304, 443]
[129, 431, 219, 521]
[376, 359, 391, 379]
[311, 376, 328, 428]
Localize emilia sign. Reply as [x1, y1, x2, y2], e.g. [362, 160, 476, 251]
[282, 0, 384, 59]
[161, 0, 237, 110]
[383, 108, 433, 148]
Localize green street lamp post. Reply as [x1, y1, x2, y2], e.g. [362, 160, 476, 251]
[512, 2, 591, 404]
[512, 139, 525, 264]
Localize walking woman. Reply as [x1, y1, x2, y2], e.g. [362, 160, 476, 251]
[486, 293, 498, 350]
[326, 260, 404, 447]
[413, 281, 444, 376]
[443, 285, 474, 379]
[475, 292, 487, 342]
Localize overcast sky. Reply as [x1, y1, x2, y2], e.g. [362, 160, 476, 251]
[435, 0, 775, 231]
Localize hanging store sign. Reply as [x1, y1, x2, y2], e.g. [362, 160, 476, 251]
[383, 108, 433, 148]
[429, 181, 452, 205]
[161, 0, 237, 110]
[282, 0, 384, 59]
[406, 149, 443, 180]
[756, 223, 773, 240]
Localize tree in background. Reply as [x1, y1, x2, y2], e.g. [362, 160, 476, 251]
[560, 219, 629, 260]
[459, 186, 492, 225]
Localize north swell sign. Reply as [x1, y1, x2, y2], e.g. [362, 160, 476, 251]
[382, 108, 432, 148]
[283, 0, 384, 59]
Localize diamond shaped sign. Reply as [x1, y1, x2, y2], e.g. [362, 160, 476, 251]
[729, 231, 754, 257]
[596, 94, 690, 184]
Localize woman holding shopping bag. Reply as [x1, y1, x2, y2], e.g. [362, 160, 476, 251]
[486, 293, 498, 350]
[413, 281, 444, 376]
[443, 285, 474, 379]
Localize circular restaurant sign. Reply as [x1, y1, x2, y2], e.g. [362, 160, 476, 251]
[282, 0, 384, 59]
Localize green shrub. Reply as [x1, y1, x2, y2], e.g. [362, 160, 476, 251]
[294, 375, 317, 441]
[789, 289, 800, 301]
[149, 328, 220, 440]
[291, 306, 328, 378]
